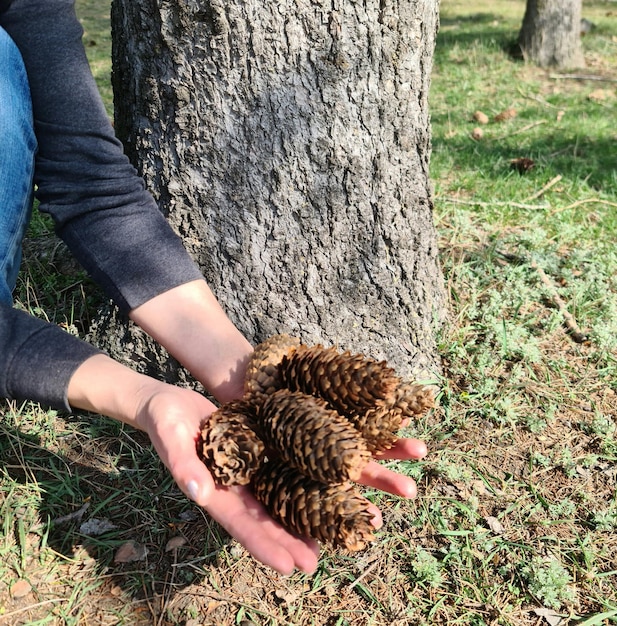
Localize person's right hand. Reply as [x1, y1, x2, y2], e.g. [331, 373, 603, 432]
[134, 381, 321, 575]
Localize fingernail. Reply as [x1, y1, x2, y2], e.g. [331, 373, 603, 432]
[187, 480, 200, 502]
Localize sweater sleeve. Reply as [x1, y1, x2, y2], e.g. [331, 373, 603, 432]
[0, 303, 102, 411]
[0, 0, 203, 312]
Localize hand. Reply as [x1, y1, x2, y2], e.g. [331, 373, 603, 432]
[134, 383, 320, 574]
[139, 384, 428, 574]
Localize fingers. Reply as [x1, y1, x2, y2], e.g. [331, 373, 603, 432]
[147, 410, 218, 506]
[204, 486, 320, 575]
[358, 460, 418, 498]
[375, 437, 428, 461]
[367, 503, 383, 529]
[357, 437, 426, 497]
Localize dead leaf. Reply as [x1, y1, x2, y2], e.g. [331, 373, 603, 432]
[533, 607, 565, 626]
[114, 540, 148, 564]
[274, 588, 300, 604]
[494, 108, 517, 122]
[10, 579, 32, 599]
[179, 510, 199, 522]
[485, 516, 505, 535]
[471, 480, 488, 496]
[165, 535, 187, 552]
[52, 501, 90, 526]
[588, 88, 614, 102]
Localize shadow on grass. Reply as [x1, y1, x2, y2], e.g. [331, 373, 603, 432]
[0, 412, 229, 621]
[432, 127, 617, 193]
[439, 13, 504, 27]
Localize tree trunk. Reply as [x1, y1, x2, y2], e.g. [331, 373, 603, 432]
[95, 0, 445, 385]
[518, 0, 585, 68]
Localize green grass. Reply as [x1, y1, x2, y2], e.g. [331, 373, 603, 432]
[1, 0, 616, 624]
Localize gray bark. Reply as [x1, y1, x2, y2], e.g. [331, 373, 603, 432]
[95, 0, 445, 384]
[518, 0, 585, 68]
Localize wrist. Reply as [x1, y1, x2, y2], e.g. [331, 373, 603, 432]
[67, 353, 165, 430]
[129, 279, 253, 402]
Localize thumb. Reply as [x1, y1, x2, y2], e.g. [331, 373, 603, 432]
[149, 424, 217, 507]
[167, 451, 216, 506]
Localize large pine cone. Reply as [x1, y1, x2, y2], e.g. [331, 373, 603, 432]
[347, 383, 435, 453]
[198, 401, 265, 486]
[280, 344, 399, 414]
[198, 335, 435, 551]
[244, 334, 301, 397]
[258, 389, 371, 483]
[252, 459, 375, 551]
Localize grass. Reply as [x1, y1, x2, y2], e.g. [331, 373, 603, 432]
[1, 0, 616, 624]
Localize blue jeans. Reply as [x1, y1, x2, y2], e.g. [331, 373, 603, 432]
[0, 25, 36, 305]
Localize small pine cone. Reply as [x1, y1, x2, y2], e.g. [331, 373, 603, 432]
[394, 382, 435, 418]
[259, 389, 371, 483]
[280, 345, 399, 415]
[198, 400, 265, 486]
[252, 459, 375, 551]
[244, 334, 302, 397]
[347, 403, 403, 453]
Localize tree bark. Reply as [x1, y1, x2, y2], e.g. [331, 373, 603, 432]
[95, 0, 445, 384]
[518, 0, 585, 68]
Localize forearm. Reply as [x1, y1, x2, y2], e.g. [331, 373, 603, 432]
[129, 279, 253, 403]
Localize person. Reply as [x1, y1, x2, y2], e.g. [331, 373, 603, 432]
[0, 0, 428, 575]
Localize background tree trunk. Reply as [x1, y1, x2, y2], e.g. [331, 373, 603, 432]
[518, 0, 585, 68]
[93, 0, 446, 385]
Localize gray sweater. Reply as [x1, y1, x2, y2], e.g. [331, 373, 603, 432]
[0, 0, 203, 410]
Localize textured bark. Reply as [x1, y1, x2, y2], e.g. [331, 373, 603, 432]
[95, 0, 445, 384]
[518, 0, 585, 68]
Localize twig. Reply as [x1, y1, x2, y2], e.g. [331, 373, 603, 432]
[347, 559, 380, 591]
[0, 599, 65, 621]
[438, 196, 549, 210]
[530, 259, 589, 343]
[492, 120, 546, 141]
[156, 544, 179, 626]
[549, 73, 617, 83]
[524, 175, 562, 202]
[549, 197, 617, 216]
[517, 87, 560, 109]
[498, 251, 589, 343]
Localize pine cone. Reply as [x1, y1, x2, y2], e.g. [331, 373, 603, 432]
[259, 389, 371, 483]
[280, 344, 399, 415]
[394, 382, 435, 418]
[252, 459, 375, 551]
[198, 400, 265, 486]
[244, 334, 301, 397]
